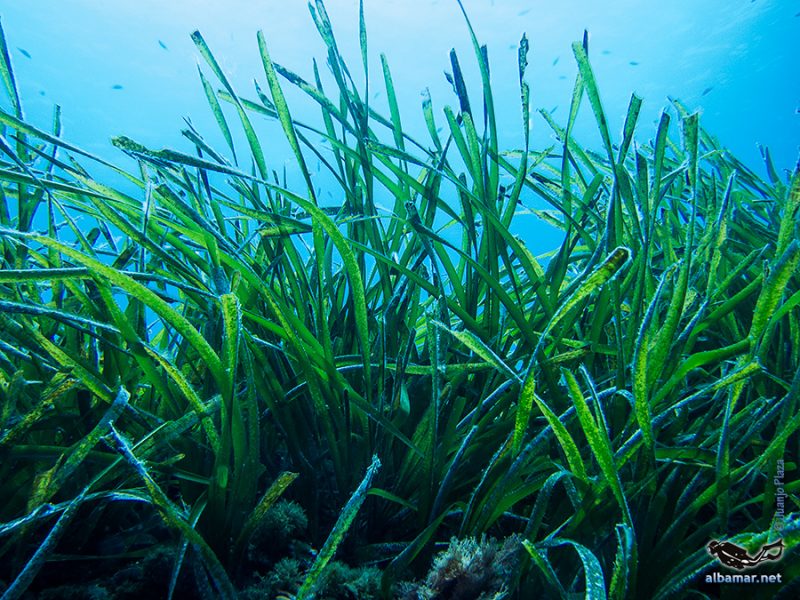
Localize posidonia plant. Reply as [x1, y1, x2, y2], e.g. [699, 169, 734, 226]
[0, 1, 798, 598]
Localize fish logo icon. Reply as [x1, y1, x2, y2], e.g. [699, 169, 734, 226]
[707, 539, 784, 571]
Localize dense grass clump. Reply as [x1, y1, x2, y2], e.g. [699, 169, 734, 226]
[0, 1, 798, 598]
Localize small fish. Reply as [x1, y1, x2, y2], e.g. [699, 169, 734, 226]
[795, 11, 800, 17]
[629, 61, 639, 66]
[17, 47, 31, 59]
[550, 105, 558, 114]
[701, 86, 713, 96]
[39, 90, 45, 96]
[158, 40, 168, 50]
[518, 9, 531, 16]
[552, 57, 559, 66]
[111, 84, 124, 90]
[602, 49, 611, 55]
[558, 75, 567, 80]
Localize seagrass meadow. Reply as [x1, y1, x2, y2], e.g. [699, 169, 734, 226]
[0, 1, 798, 598]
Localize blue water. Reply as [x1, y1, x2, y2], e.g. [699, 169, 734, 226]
[1, 0, 798, 185]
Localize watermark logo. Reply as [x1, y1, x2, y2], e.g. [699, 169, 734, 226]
[705, 539, 785, 584]
[703, 458, 787, 585]
[707, 539, 784, 570]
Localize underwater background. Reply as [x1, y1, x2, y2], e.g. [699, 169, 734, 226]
[1, 0, 799, 599]
[3, 0, 798, 170]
